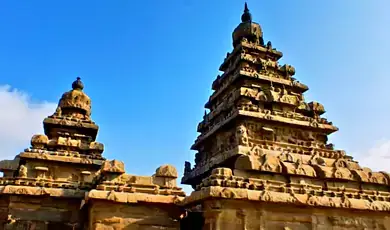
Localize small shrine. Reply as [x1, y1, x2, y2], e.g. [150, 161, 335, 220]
[0, 77, 185, 229]
[0, 3, 389, 230]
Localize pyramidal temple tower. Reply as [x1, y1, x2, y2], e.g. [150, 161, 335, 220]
[0, 78, 185, 229]
[181, 4, 390, 229]
[182, 2, 340, 188]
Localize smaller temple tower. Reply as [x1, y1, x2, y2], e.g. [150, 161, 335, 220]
[0, 78, 106, 228]
[16, 77, 105, 183]
[0, 78, 186, 229]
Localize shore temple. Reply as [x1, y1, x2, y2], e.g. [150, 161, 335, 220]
[1, 3, 390, 230]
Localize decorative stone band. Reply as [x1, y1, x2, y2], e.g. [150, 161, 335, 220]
[238, 110, 338, 132]
[209, 63, 307, 107]
[43, 117, 98, 128]
[0, 185, 87, 198]
[19, 151, 104, 165]
[0, 177, 93, 190]
[95, 181, 185, 197]
[183, 186, 390, 212]
[86, 190, 184, 205]
[219, 41, 283, 72]
[184, 147, 389, 187]
[193, 109, 337, 150]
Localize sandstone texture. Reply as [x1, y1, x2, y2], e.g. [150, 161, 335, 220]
[0, 3, 388, 230]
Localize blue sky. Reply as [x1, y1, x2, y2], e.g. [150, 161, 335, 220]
[0, 1, 389, 192]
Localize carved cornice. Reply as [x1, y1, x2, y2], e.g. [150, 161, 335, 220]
[193, 109, 337, 150]
[0, 177, 93, 190]
[19, 151, 104, 165]
[0, 184, 88, 198]
[86, 189, 184, 205]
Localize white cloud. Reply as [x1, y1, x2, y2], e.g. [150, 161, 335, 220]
[355, 139, 390, 172]
[0, 85, 56, 160]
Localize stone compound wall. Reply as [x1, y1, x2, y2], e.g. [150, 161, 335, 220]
[88, 200, 182, 230]
[194, 199, 390, 230]
[0, 195, 83, 229]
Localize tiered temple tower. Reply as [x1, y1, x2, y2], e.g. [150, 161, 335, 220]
[181, 4, 390, 229]
[0, 78, 185, 229]
[182, 3, 339, 189]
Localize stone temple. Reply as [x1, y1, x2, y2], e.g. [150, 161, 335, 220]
[1, 3, 390, 230]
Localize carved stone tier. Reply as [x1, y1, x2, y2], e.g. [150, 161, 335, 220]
[183, 168, 390, 212]
[20, 150, 104, 164]
[0, 185, 87, 198]
[193, 109, 338, 150]
[43, 116, 99, 141]
[219, 41, 284, 72]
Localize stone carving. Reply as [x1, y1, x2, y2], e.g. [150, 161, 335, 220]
[260, 154, 282, 173]
[18, 165, 27, 178]
[236, 124, 249, 146]
[31, 134, 49, 149]
[101, 160, 125, 174]
[155, 164, 178, 178]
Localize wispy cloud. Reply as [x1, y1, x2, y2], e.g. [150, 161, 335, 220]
[355, 139, 390, 172]
[0, 85, 56, 160]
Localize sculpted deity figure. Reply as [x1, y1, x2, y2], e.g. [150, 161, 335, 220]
[18, 165, 27, 178]
[236, 124, 249, 146]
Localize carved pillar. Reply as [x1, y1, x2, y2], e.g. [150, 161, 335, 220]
[203, 210, 221, 230]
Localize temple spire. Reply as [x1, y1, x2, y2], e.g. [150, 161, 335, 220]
[72, 77, 84, 91]
[241, 2, 252, 23]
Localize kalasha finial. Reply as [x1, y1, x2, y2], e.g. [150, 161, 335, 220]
[241, 2, 252, 23]
[72, 77, 84, 90]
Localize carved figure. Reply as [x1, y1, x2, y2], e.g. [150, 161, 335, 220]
[18, 165, 27, 178]
[236, 124, 249, 146]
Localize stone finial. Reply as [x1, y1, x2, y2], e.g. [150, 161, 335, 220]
[72, 77, 84, 91]
[101, 160, 125, 174]
[55, 77, 92, 120]
[31, 134, 49, 149]
[241, 2, 252, 23]
[155, 165, 178, 178]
